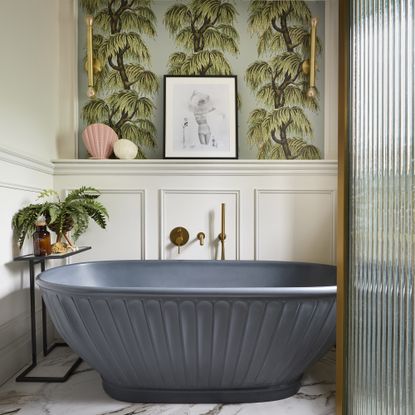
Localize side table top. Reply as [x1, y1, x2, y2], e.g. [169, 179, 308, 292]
[14, 246, 91, 262]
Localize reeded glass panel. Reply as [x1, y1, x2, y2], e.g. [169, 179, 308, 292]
[348, 0, 414, 413]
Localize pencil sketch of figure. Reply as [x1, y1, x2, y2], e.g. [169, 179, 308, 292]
[182, 117, 188, 148]
[188, 91, 216, 145]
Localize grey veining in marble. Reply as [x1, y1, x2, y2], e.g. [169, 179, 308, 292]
[0, 347, 336, 415]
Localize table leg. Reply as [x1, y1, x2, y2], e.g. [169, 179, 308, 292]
[16, 259, 83, 382]
[29, 260, 37, 366]
[40, 261, 48, 356]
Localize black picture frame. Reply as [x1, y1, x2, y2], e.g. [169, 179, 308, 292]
[164, 75, 238, 159]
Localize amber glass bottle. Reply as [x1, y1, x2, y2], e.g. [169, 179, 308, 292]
[33, 217, 52, 256]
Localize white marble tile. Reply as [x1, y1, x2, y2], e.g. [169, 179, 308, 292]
[28, 347, 80, 378]
[0, 349, 335, 415]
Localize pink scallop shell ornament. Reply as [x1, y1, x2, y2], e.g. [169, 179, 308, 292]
[82, 123, 118, 159]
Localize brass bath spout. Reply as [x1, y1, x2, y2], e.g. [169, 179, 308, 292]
[218, 203, 226, 260]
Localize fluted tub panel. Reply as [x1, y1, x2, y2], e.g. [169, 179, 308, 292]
[38, 260, 336, 403]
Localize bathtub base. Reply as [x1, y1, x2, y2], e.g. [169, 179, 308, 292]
[102, 379, 302, 403]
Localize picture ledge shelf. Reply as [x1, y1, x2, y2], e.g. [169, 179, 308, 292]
[0, 146, 337, 177]
[52, 159, 338, 176]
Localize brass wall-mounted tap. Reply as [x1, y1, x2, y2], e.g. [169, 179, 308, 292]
[197, 232, 205, 246]
[218, 203, 226, 260]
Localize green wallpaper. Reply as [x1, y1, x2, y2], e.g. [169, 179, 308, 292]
[78, 0, 325, 159]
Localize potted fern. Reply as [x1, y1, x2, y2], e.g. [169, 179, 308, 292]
[12, 187, 108, 252]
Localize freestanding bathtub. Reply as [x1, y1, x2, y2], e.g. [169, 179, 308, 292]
[37, 260, 336, 403]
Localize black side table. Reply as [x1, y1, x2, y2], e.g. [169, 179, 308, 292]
[14, 246, 91, 382]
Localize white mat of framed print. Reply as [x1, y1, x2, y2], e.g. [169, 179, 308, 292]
[164, 76, 238, 159]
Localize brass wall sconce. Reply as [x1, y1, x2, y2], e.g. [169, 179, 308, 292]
[302, 17, 318, 98]
[85, 15, 102, 98]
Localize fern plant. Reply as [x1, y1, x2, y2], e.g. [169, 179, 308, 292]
[12, 187, 109, 249]
[246, 0, 321, 160]
[164, 0, 239, 75]
[80, 0, 158, 158]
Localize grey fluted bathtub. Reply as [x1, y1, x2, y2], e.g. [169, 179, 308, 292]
[37, 260, 336, 403]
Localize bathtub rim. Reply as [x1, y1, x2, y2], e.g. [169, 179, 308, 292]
[37, 259, 336, 298]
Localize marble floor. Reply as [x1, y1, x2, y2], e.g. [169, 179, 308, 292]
[0, 348, 335, 415]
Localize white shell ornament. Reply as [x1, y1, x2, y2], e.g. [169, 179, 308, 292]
[113, 139, 139, 159]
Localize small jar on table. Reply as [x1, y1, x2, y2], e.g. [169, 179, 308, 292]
[33, 217, 52, 256]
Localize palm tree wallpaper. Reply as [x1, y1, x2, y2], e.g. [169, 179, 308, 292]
[78, 0, 325, 159]
[163, 0, 239, 76]
[80, 0, 159, 159]
[246, 0, 321, 159]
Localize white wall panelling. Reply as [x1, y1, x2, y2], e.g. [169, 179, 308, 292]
[69, 189, 146, 262]
[53, 160, 337, 262]
[0, 0, 64, 376]
[0, 148, 54, 385]
[255, 190, 336, 264]
[160, 190, 240, 260]
[0, 308, 54, 386]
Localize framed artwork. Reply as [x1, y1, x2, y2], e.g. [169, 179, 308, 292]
[164, 75, 238, 159]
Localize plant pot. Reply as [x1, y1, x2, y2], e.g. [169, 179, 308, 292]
[45, 214, 74, 244]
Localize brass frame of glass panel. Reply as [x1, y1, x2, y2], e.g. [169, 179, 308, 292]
[337, 0, 349, 414]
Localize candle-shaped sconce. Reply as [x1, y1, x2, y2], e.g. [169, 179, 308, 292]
[306, 17, 318, 98]
[85, 16, 103, 98]
[86, 15, 95, 98]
